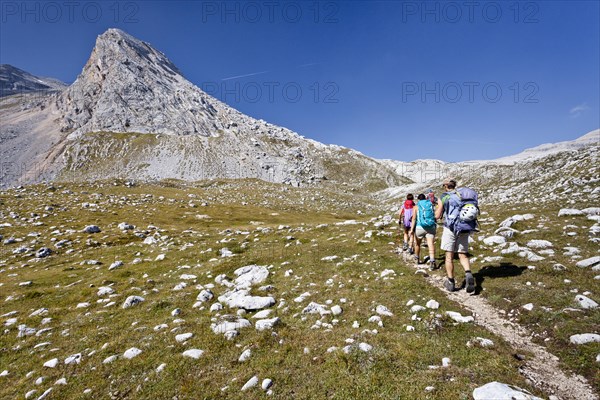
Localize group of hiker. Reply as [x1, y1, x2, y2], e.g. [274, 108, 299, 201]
[398, 179, 478, 293]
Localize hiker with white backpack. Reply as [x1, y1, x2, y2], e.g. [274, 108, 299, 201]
[435, 179, 479, 293]
[410, 193, 438, 270]
[398, 194, 415, 253]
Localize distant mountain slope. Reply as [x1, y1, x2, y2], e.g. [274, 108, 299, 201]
[379, 130, 599, 205]
[0, 64, 66, 97]
[380, 130, 599, 184]
[474, 129, 599, 165]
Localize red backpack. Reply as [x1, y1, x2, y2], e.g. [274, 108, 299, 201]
[401, 200, 415, 228]
[427, 192, 436, 205]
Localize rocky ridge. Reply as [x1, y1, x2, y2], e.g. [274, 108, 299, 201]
[0, 64, 66, 98]
[380, 129, 599, 206]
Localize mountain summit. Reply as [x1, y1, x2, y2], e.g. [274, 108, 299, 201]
[57, 28, 221, 137]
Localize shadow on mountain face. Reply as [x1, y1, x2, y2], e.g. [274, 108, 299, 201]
[472, 263, 528, 294]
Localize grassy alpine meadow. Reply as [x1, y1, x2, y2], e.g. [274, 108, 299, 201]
[0, 179, 542, 399]
[465, 201, 600, 390]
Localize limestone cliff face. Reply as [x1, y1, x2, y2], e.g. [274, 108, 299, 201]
[56, 29, 224, 137]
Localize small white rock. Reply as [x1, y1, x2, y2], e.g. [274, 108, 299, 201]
[426, 300, 440, 309]
[109, 261, 124, 270]
[522, 303, 534, 311]
[445, 311, 474, 323]
[410, 305, 426, 313]
[358, 343, 373, 352]
[175, 333, 193, 343]
[122, 296, 145, 308]
[43, 358, 59, 368]
[473, 381, 542, 400]
[241, 375, 259, 391]
[576, 256, 600, 268]
[64, 353, 82, 365]
[255, 317, 280, 331]
[575, 294, 598, 309]
[123, 347, 142, 359]
[239, 349, 252, 362]
[37, 388, 53, 399]
[261, 378, 273, 391]
[97, 286, 114, 296]
[182, 349, 204, 359]
[467, 337, 494, 348]
[331, 305, 343, 316]
[375, 305, 393, 316]
[569, 333, 600, 345]
[103, 355, 118, 364]
[154, 324, 168, 331]
[252, 309, 272, 319]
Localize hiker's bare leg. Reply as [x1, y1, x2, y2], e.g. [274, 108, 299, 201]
[445, 251, 454, 278]
[458, 252, 471, 272]
[414, 237, 421, 260]
[426, 236, 435, 260]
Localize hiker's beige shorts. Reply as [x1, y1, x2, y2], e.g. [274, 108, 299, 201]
[415, 225, 436, 239]
[441, 227, 469, 253]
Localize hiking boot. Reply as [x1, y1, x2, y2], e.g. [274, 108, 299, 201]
[428, 260, 437, 271]
[444, 278, 455, 292]
[413, 255, 420, 265]
[465, 273, 475, 294]
[402, 241, 408, 251]
[409, 247, 414, 255]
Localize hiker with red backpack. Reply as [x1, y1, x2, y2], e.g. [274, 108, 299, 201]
[398, 194, 415, 253]
[426, 189, 437, 207]
[435, 179, 479, 293]
[410, 193, 438, 270]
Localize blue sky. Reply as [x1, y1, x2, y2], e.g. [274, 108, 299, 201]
[1, 0, 598, 162]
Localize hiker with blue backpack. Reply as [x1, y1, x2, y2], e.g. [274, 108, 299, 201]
[435, 179, 479, 293]
[398, 194, 415, 253]
[410, 193, 438, 270]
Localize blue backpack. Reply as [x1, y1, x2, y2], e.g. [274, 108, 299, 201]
[445, 187, 479, 234]
[417, 200, 436, 229]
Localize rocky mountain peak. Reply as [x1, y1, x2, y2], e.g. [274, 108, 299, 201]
[91, 28, 182, 81]
[56, 28, 223, 137]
